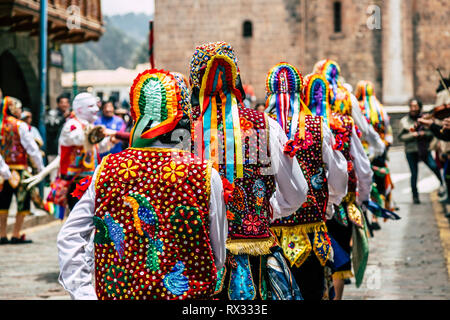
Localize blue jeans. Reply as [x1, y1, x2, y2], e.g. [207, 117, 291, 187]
[406, 151, 443, 198]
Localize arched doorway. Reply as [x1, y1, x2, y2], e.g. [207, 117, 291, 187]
[0, 50, 33, 116]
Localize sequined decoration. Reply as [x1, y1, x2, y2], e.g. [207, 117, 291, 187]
[228, 254, 256, 300]
[163, 261, 189, 296]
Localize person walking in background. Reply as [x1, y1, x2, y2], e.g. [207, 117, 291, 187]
[398, 98, 445, 204]
[94, 101, 125, 157]
[45, 94, 71, 183]
[21, 109, 44, 150]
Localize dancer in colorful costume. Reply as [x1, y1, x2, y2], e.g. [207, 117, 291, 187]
[25, 93, 113, 219]
[0, 95, 44, 244]
[57, 69, 227, 300]
[314, 60, 373, 299]
[189, 42, 308, 300]
[267, 64, 348, 300]
[355, 81, 395, 215]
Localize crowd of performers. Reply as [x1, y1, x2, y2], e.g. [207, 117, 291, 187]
[0, 41, 401, 300]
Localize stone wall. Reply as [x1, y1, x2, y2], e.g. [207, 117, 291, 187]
[154, 0, 449, 105]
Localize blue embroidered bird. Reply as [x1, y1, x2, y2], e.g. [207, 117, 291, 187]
[125, 192, 163, 271]
[103, 213, 126, 259]
[163, 261, 189, 296]
[311, 168, 325, 190]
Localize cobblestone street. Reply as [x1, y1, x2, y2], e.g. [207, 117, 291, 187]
[0, 148, 449, 300]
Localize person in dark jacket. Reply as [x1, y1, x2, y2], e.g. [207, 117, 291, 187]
[398, 98, 445, 204]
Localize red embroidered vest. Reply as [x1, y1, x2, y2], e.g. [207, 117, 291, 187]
[330, 112, 357, 193]
[272, 116, 328, 227]
[59, 119, 98, 178]
[93, 148, 216, 300]
[0, 116, 28, 169]
[191, 106, 276, 255]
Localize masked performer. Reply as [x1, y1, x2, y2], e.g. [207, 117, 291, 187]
[57, 69, 227, 300]
[25, 93, 113, 219]
[0, 95, 44, 244]
[266, 64, 348, 300]
[189, 42, 308, 300]
[314, 60, 373, 299]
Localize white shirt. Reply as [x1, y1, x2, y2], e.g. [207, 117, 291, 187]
[350, 125, 373, 205]
[17, 121, 44, 172]
[57, 148, 227, 300]
[267, 117, 309, 219]
[58, 117, 112, 154]
[350, 93, 385, 158]
[0, 154, 11, 179]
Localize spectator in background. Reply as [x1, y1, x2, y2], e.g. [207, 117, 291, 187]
[398, 98, 445, 204]
[254, 102, 266, 113]
[94, 100, 125, 157]
[45, 94, 71, 165]
[21, 109, 44, 149]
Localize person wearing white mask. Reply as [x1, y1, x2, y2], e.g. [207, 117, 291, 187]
[24, 92, 113, 219]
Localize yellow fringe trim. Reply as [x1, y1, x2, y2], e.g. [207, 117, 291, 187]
[332, 270, 354, 280]
[95, 154, 110, 191]
[271, 221, 327, 237]
[226, 235, 278, 256]
[0, 209, 9, 215]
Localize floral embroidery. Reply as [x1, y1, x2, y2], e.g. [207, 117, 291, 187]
[104, 265, 127, 296]
[240, 117, 254, 132]
[170, 206, 203, 236]
[160, 160, 187, 184]
[118, 159, 140, 179]
[242, 214, 262, 234]
[70, 176, 92, 199]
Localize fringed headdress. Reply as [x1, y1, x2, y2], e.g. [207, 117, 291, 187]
[0, 96, 21, 138]
[265, 62, 311, 140]
[129, 69, 183, 148]
[355, 80, 386, 133]
[193, 53, 244, 184]
[302, 73, 332, 127]
[314, 59, 352, 115]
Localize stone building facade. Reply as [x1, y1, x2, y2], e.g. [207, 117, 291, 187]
[154, 0, 450, 105]
[0, 0, 103, 126]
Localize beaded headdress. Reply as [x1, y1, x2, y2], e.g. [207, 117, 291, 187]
[170, 71, 191, 119]
[265, 62, 311, 140]
[314, 59, 352, 115]
[129, 69, 183, 147]
[355, 80, 386, 133]
[193, 49, 244, 183]
[189, 41, 240, 89]
[302, 73, 332, 127]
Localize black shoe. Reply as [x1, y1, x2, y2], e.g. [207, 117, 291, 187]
[344, 279, 351, 285]
[10, 235, 32, 244]
[0, 237, 9, 245]
[371, 222, 381, 230]
[413, 196, 421, 204]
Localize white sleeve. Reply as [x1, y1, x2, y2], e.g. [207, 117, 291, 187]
[18, 122, 44, 172]
[366, 125, 386, 158]
[208, 168, 227, 270]
[97, 136, 113, 154]
[0, 154, 11, 179]
[322, 123, 348, 206]
[57, 166, 98, 300]
[351, 94, 369, 137]
[268, 118, 309, 220]
[58, 119, 86, 147]
[350, 126, 373, 205]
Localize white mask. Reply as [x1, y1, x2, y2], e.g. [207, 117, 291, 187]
[72, 93, 99, 123]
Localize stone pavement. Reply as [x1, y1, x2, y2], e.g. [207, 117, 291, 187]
[344, 147, 450, 299]
[0, 148, 449, 299]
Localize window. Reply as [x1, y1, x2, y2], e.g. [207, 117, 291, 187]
[333, 2, 342, 33]
[243, 20, 253, 38]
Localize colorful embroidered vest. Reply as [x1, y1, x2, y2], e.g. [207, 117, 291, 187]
[0, 116, 28, 170]
[59, 119, 98, 178]
[93, 148, 217, 300]
[271, 116, 331, 267]
[192, 106, 276, 256]
[330, 112, 363, 228]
